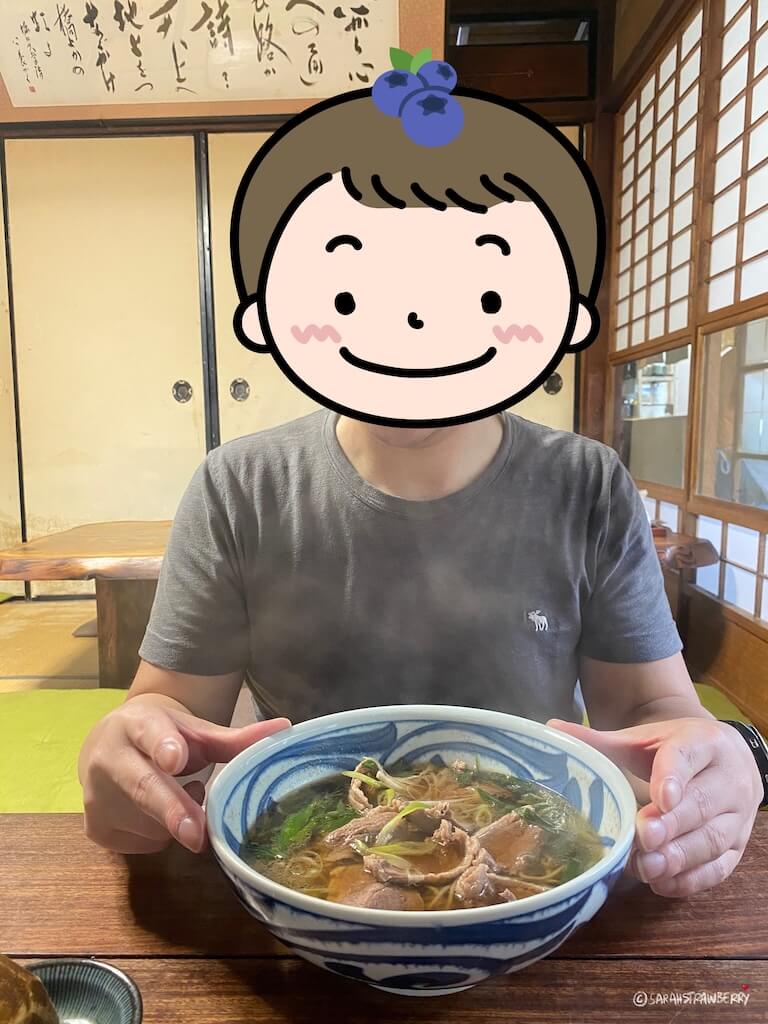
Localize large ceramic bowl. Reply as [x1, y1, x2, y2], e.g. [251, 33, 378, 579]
[206, 705, 637, 997]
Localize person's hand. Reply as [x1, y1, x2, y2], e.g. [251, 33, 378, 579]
[546, 717, 763, 897]
[78, 696, 291, 855]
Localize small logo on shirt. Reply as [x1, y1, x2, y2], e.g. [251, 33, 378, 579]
[527, 610, 549, 632]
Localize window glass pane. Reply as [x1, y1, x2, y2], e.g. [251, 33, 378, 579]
[715, 141, 743, 191]
[636, 228, 649, 260]
[712, 184, 741, 233]
[658, 79, 675, 119]
[748, 118, 768, 170]
[632, 289, 648, 319]
[709, 270, 736, 311]
[698, 316, 768, 509]
[759, 0, 768, 30]
[632, 319, 646, 345]
[678, 84, 699, 129]
[697, 515, 723, 555]
[640, 75, 656, 112]
[617, 299, 630, 326]
[642, 495, 658, 520]
[652, 213, 669, 248]
[616, 325, 629, 350]
[718, 97, 746, 151]
[674, 156, 695, 199]
[651, 245, 668, 280]
[723, 564, 757, 612]
[618, 271, 631, 300]
[614, 345, 691, 488]
[650, 278, 666, 310]
[620, 243, 632, 272]
[675, 122, 697, 167]
[624, 99, 638, 133]
[752, 74, 768, 124]
[724, 0, 746, 23]
[668, 298, 688, 332]
[727, 523, 760, 569]
[659, 501, 680, 528]
[620, 215, 632, 245]
[659, 45, 677, 87]
[743, 207, 768, 260]
[756, 30, 768, 77]
[669, 264, 689, 302]
[722, 8, 751, 66]
[656, 112, 674, 153]
[672, 193, 693, 233]
[623, 130, 636, 162]
[709, 226, 738, 276]
[761, 582, 768, 622]
[720, 52, 749, 109]
[696, 562, 721, 595]
[637, 198, 650, 230]
[638, 138, 653, 172]
[679, 47, 700, 94]
[741, 253, 768, 299]
[745, 318, 768, 362]
[654, 147, 672, 212]
[649, 310, 666, 338]
[633, 262, 648, 291]
[637, 169, 651, 202]
[639, 108, 654, 143]
[746, 164, 768, 215]
[681, 10, 703, 57]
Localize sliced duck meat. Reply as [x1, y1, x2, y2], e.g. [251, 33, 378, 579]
[326, 863, 425, 911]
[363, 819, 479, 888]
[323, 807, 402, 848]
[454, 861, 499, 908]
[403, 800, 454, 834]
[474, 812, 545, 873]
[347, 759, 378, 814]
[491, 874, 552, 899]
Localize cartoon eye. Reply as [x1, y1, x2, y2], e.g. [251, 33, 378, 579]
[481, 291, 502, 314]
[334, 292, 356, 315]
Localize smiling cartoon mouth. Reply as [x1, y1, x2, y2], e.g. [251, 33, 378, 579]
[338, 345, 497, 378]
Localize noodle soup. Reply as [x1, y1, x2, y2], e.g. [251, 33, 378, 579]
[240, 757, 605, 912]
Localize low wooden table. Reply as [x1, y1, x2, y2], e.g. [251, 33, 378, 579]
[0, 523, 170, 689]
[1, 814, 766, 1022]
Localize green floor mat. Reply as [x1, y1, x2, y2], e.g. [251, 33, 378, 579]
[0, 689, 126, 812]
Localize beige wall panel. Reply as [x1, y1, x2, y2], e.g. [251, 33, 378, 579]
[512, 126, 581, 434]
[6, 136, 206, 595]
[0, 170, 24, 596]
[209, 133, 320, 444]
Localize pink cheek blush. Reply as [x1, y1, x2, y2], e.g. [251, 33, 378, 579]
[493, 324, 544, 344]
[291, 324, 342, 345]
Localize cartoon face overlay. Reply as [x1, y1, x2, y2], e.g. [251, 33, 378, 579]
[239, 172, 595, 426]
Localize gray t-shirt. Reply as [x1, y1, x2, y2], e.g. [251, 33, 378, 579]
[138, 410, 682, 726]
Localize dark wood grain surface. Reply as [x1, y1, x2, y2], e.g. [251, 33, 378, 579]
[2, 814, 767, 1020]
[15, 957, 766, 1023]
[3, 815, 767, 959]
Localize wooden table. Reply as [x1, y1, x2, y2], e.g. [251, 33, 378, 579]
[0, 523, 169, 688]
[2, 814, 766, 1022]
[0, 521, 719, 691]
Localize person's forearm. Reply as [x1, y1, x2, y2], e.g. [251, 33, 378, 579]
[625, 693, 716, 730]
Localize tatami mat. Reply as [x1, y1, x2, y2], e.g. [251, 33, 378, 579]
[0, 598, 98, 692]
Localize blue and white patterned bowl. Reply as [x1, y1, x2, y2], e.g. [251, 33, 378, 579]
[206, 705, 636, 997]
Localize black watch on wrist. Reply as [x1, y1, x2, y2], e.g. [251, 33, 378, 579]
[719, 719, 768, 809]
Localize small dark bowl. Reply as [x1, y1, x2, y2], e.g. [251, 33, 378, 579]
[26, 959, 142, 1024]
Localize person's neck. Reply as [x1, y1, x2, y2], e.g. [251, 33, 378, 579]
[335, 414, 505, 501]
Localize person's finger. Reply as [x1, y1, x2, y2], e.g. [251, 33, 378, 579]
[635, 811, 743, 883]
[635, 765, 735, 850]
[119, 749, 207, 852]
[169, 714, 292, 773]
[648, 846, 744, 898]
[648, 724, 720, 813]
[122, 707, 190, 776]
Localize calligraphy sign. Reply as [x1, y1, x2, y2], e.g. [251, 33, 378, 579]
[0, 0, 400, 107]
